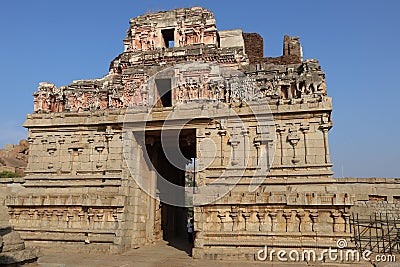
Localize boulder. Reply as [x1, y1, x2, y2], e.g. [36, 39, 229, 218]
[1, 231, 25, 252]
[3, 145, 13, 153]
[0, 230, 40, 265]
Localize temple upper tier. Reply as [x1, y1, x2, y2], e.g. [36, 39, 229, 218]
[32, 6, 326, 114]
[123, 6, 218, 51]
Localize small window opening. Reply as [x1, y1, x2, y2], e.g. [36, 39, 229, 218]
[155, 78, 172, 107]
[162, 29, 175, 48]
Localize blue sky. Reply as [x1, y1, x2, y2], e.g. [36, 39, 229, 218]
[0, 1, 399, 178]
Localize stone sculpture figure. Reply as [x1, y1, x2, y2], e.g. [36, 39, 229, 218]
[33, 82, 57, 113]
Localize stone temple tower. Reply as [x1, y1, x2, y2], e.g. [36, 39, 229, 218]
[6, 6, 400, 262]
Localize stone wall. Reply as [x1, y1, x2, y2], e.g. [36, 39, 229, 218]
[5, 121, 151, 253]
[0, 179, 40, 265]
[332, 178, 400, 219]
[0, 180, 14, 228]
[260, 55, 303, 65]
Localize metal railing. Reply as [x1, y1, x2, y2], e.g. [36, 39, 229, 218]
[350, 212, 400, 254]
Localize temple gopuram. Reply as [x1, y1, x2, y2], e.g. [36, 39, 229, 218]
[1, 7, 399, 263]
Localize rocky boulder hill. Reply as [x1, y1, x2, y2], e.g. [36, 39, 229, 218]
[0, 140, 29, 176]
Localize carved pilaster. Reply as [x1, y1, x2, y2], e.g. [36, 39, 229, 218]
[254, 138, 261, 166]
[105, 126, 114, 155]
[300, 125, 310, 164]
[282, 211, 292, 232]
[27, 210, 35, 228]
[297, 211, 305, 232]
[217, 129, 226, 166]
[228, 137, 240, 166]
[257, 212, 267, 232]
[229, 211, 239, 231]
[254, 136, 274, 171]
[37, 210, 44, 227]
[319, 124, 331, 164]
[343, 213, 351, 233]
[331, 211, 341, 232]
[269, 212, 278, 232]
[88, 209, 95, 230]
[242, 211, 251, 231]
[310, 211, 319, 232]
[66, 212, 74, 228]
[241, 128, 249, 166]
[287, 126, 300, 164]
[217, 211, 227, 231]
[276, 126, 286, 165]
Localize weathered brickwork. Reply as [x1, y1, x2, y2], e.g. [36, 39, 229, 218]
[242, 33, 263, 63]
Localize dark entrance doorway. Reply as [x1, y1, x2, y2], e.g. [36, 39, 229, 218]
[145, 128, 196, 245]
